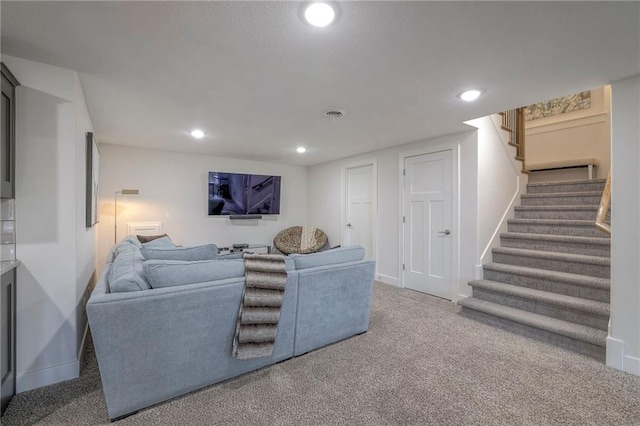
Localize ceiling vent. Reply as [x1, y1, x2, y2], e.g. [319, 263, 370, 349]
[323, 109, 345, 118]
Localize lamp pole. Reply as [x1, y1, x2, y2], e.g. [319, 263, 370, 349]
[114, 189, 139, 244]
[114, 191, 121, 244]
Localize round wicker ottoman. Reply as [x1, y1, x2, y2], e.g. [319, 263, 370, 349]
[273, 226, 328, 254]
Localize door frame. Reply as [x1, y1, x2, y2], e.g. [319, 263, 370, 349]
[399, 143, 459, 300]
[341, 158, 378, 261]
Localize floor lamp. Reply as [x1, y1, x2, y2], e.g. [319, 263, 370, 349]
[114, 189, 139, 244]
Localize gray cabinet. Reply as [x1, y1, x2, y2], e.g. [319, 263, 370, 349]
[1, 64, 19, 199]
[1, 269, 16, 415]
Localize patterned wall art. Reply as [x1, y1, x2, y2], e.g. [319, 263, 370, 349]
[524, 91, 591, 121]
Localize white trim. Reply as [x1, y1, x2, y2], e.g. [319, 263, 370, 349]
[16, 324, 88, 393]
[474, 264, 484, 280]
[126, 221, 163, 236]
[624, 355, 640, 376]
[398, 142, 460, 301]
[526, 111, 607, 135]
[17, 359, 79, 393]
[341, 157, 378, 264]
[606, 336, 625, 371]
[375, 273, 399, 287]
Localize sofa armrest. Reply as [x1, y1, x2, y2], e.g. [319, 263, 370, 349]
[294, 259, 375, 356]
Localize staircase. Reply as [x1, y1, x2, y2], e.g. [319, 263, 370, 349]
[459, 178, 610, 361]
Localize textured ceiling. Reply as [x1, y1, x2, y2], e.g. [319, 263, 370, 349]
[2, 1, 639, 166]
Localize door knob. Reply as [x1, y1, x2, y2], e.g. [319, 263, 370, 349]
[347, 223, 352, 228]
[438, 229, 451, 235]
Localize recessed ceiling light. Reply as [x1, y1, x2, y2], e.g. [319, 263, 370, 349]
[304, 2, 335, 27]
[296, 147, 307, 153]
[190, 129, 205, 139]
[459, 89, 483, 102]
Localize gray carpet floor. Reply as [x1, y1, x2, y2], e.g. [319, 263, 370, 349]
[3, 282, 640, 425]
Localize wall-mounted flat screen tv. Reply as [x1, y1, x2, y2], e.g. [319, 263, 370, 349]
[208, 172, 281, 216]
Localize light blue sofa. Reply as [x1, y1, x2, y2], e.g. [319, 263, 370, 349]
[87, 236, 375, 420]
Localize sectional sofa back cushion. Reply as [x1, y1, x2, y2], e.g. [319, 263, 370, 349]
[140, 244, 218, 261]
[143, 259, 245, 288]
[109, 242, 152, 292]
[141, 236, 175, 248]
[289, 246, 365, 270]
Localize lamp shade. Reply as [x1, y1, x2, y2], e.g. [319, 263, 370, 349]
[120, 189, 139, 195]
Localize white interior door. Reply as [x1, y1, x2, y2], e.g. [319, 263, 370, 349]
[345, 164, 374, 259]
[403, 150, 452, 299]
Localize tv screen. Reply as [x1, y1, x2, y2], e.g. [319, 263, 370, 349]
[208, 172, 281, 215]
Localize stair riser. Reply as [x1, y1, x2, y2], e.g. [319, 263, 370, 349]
[514, 209, 600, 220]
[483, 269, 609, 303]
[460, 308, 605, 361]
[527, 183, 605, 194]
[472, 288, 609, 331]
[500, 237, 610, 257]
[521, 195, 601, 206]
[492, 252, 610, 278]
[508, 223, 608, 238]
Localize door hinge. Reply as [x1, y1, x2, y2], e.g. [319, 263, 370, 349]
[402, 216, 405, 223]
[402, 263, 405, 270]
[403, 168, 406, 176]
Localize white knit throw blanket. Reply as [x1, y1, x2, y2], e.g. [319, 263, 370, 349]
[300, 226, 318, 253]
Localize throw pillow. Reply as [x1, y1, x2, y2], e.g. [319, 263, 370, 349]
[137, 234, 169, 243]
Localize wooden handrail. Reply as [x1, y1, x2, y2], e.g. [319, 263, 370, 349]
[500, 107, 526, 172]
[595, 170, 611, 234]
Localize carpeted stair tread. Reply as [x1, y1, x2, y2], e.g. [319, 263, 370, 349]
[483, 263, 610, 290]
[526, 179, 606, 194]
[468, 280, 610, 316]
[493, 247, 610, 266]
[500, 232, 610, 246]
[508, 218, 608, 227]
[458, 298, 607, 347]
[515, 205, 599, 211]
[513, 205, 603, 220]
[521, 191, 602, 200]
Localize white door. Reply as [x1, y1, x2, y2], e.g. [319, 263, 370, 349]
[345, 164, 374, 259]
[403, 150, 452, 299]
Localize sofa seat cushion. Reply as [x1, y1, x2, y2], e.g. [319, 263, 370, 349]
[109, 243, 152, 292]
[289, 246, 365, 270]
[141, 244, 218, 261]
[144, 259, 245, 288]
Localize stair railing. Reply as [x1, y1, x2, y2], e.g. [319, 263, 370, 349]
[595, 170, 611, 234]
[500, 107, 526, 172]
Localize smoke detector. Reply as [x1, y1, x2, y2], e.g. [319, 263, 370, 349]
[323, 109, 345, 118]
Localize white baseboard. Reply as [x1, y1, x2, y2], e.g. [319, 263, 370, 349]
[474, 264, 483, 280]
[375, 273, 399, 287]
[624, 355, 640, 376]
[16, 324, 88, 393]
[606, 336, 624, 371]
[17, 359, 80, 393]
[606, 336, 640, 377]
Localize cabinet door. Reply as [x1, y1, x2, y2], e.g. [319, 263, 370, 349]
[1, 64, 18, 199]
[0, 269, 16, 415]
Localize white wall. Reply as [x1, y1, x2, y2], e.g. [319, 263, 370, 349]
[96, 145, 308, 273]
[608, 75, 640, 376]
[4, 55, 96, 392]
[308, 131, 478, 300]
[466, 114, 527, 271]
